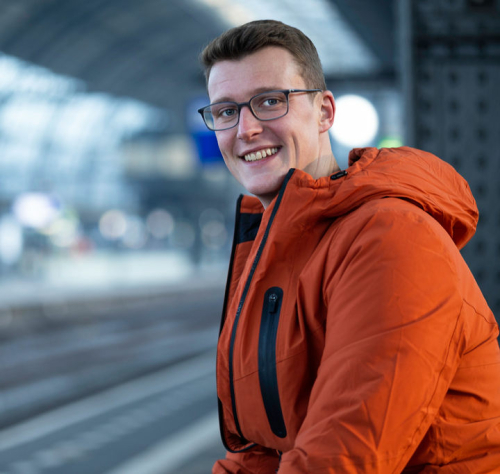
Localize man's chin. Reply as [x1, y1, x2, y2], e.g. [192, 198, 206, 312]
[244, 177, 286, 206]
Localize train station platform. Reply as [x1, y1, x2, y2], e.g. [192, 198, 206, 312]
[0, 250, 228, 328]
[0, 251, 228, 473]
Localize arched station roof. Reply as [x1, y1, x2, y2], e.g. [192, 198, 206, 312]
[0, 0, 395, 111]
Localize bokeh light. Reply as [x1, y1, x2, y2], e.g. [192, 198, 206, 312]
[146, 209, 175, 239]
[331, 94, 379, 147]
[99, 210, 128, 241]
[122, 216, 148, 249]
[12, 193, 61, 229]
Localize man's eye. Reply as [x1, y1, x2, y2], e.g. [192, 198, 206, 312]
[216, 107, 237, 118]
[262, 98, 280, 107]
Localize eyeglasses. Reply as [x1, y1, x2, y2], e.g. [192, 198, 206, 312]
[197, 89, 323, 131]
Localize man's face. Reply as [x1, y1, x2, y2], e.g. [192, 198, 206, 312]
[207, 46, 332, 207]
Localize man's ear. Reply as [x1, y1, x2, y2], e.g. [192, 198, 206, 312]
[318, 91, 335, 133]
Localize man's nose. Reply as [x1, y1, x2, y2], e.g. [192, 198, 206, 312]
[237, 106, 263, 140]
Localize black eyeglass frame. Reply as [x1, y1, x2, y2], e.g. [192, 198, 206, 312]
[197, 88, 323, 131]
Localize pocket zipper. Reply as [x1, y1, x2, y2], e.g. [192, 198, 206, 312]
[258, 287, 287, 438]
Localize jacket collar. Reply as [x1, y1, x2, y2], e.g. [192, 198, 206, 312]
[236, 147, 478, 250]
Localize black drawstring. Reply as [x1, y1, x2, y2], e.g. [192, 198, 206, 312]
[275, 450, 282, 472]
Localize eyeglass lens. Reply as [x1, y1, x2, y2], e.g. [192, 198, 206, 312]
[204, 91, 289, 131]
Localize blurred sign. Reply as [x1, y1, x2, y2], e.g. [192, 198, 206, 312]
[187, 97, 223, 166]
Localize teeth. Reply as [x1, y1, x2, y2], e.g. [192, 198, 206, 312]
[244, 147, 278, 162]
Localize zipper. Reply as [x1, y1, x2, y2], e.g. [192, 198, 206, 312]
[222, 169, 295, 451]
[259, 287, 287, 438]
[217, 195, 254, 452]
[218, 195, 244, 337]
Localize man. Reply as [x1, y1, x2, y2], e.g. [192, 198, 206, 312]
[198, 20, 500, 473]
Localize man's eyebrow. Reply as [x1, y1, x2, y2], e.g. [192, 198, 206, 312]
[211, 86, 284, 104]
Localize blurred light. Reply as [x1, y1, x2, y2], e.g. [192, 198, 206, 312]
[378, 137, 404, 148]
[201, 221, 227, 250]
[0, 53, 82, 97]
[122, 216, 148, 249]
[0, 53, 168, 202]
[13, 193, 61, 228]
[0, 98, 58, 142]
[331, 95, 379, 147]
[196, 0, 253, 25]
[171, 221, 196, 249]
[146, 209, 174, 239]
[0, 215, 23, 265]
[199, 208, 224, 228]
[99, 210, 127, 240]
[199, 208, 227, 250]
[44, 215, 80, 248]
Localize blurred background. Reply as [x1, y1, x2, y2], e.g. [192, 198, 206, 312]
[0, 0, 498, 473]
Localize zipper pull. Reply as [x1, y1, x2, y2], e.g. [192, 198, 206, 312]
[269, 293, 278, 313]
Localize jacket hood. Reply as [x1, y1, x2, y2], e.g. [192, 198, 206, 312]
[248, 147, 478, 250]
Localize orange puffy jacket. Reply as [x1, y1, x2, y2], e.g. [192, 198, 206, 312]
[214, 147, 500, 473]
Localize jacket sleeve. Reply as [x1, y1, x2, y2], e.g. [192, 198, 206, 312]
[279, 200, 466, 473]
[213, 445, 280, 473]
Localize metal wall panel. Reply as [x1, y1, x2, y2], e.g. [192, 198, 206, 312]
[400, 0, 500, 315]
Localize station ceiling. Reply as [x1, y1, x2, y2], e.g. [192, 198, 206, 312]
[0, 0, 395, 113]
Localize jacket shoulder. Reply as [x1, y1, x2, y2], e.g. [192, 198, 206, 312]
[325, 196, 456, 263]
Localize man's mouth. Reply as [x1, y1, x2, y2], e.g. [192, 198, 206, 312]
[242, 147, 279, 162]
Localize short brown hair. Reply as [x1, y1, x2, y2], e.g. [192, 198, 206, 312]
[200, 20, 326, 90]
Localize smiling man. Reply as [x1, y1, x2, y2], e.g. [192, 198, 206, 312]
[204, 45, 339, 207]
[198, 20, 500, 473]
